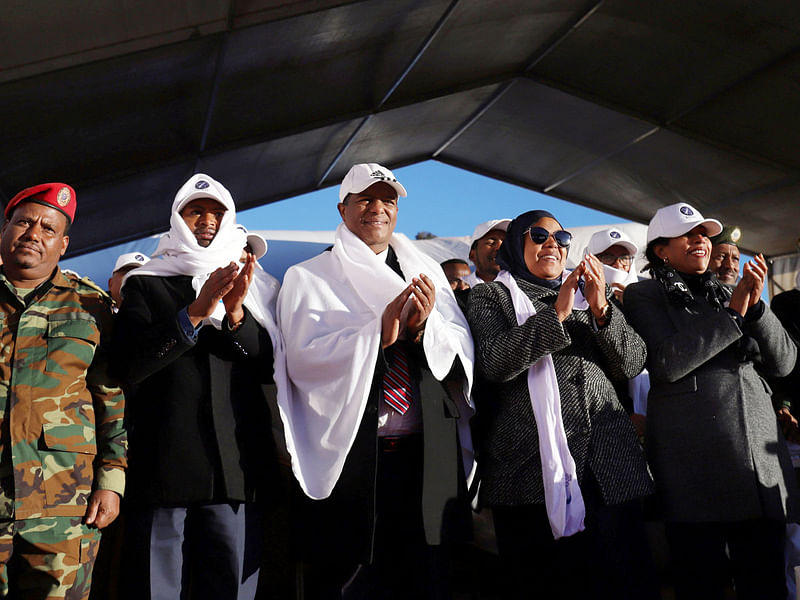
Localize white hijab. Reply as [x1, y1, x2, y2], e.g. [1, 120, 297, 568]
[277, 223, 474, 499]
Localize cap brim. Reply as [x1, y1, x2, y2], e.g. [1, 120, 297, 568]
[671, 218, 723, 239]
[246, 235, 268, 259]
[175, 190, 227, 214]
[344, 179, 407, 201]
[699, 219, 723, 238]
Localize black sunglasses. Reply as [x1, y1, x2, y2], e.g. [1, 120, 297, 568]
[525, 226, 572, 248]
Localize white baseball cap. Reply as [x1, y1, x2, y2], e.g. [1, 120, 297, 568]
[236, 225, 268, 259]
[113, 252, 150, 274]
[647, 202, 722, 243]
[585, 228, 638, 256]
[471, 219, 511, 245]
[338, 163, 407, 202]
[174, 173, 235, 214]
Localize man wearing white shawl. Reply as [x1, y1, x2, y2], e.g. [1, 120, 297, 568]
[277, 163, 475, 598]
[112, 174, 282, 600]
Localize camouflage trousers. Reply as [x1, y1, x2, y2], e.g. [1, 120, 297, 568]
[0, 516, 101, 600]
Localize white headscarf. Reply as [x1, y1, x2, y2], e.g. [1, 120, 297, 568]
[121, 173, 282, 347]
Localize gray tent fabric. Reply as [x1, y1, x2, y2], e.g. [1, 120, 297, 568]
[2, 1, 799, 258]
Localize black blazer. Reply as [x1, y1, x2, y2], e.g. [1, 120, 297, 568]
[112, 274, 277, 506]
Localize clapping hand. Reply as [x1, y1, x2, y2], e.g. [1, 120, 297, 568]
[728, 253, 766, 317]
[381, 274, 436, 348]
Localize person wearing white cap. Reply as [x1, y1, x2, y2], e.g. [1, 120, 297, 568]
[112, 173, 284, 600]
[584, 228, 649, 437]
[277, 163, 474, 597]
[624, 202, 799, 600]
[463, 218, 511, 287]
[584, 227, 638, 303]
[108, 251, 150, 307]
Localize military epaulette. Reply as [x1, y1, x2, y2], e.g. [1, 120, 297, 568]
[64, 271, 114, 305]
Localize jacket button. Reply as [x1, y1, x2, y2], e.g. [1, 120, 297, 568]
[580, 426, 589, 435]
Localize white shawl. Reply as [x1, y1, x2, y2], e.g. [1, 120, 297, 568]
[276, 223, 475, 499]
[495, 270, 586, 539]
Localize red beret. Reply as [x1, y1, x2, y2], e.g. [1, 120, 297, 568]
[4, 182, 76, 224]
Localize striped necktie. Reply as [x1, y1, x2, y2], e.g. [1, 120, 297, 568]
[383, 346, 412, 414]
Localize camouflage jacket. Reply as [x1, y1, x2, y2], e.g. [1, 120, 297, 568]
[0, 267, 127, 520]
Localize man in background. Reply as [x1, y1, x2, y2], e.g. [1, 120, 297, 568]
[108, 251, 149, 308]
[463, 219, 510, 287]
[709, 226, 741, 285]
[441, 258, 471, 291]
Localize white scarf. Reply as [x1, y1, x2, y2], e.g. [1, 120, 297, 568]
[495, 270, 586, 539]
[277, 223, 475, 499]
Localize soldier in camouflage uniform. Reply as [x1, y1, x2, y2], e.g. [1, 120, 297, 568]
[0, 182, 127, 599]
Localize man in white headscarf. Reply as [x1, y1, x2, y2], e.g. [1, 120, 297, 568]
[112, 174, 283, 600]
[277, 163, 475, 598]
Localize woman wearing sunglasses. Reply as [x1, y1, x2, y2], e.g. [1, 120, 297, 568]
[624, 202, 799, 600]
[467, 210, 657, 599]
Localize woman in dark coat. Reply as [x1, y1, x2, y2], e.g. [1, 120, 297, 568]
[624, 202, 799, 600]
[467, 210, 656, 600]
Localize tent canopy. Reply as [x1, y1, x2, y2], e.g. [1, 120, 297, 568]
[2, 0, 799, 258]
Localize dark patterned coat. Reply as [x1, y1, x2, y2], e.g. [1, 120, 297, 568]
[467, 276, 653, 507]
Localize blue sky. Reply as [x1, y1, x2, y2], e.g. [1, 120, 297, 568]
[236, 161, 629, 237]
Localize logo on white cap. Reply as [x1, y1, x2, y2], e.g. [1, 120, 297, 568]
[195, 180, 210, 189]
[610, 230, 621, 239]
[680, 205, 694, 216]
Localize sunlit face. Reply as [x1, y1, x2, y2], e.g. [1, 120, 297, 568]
[0, 202, 70, 283]
[654, 225, 711, 275]
[180, 198, 227, 247]
[523, 217, 568, 280]
[337, 182, 398, 253]
[709, 242, 740, 285]
[442, 261, 471, 290]
[469, 229, 506, 282]
[596, 244, 634, 273]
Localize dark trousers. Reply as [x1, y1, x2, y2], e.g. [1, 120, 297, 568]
[665, 519, 786, 600]
[303, 434, 453, 600]
[122, 502, 263, 600]
[492, 479, 658, 600]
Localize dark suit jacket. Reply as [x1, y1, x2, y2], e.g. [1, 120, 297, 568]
[112, 274, 277, 506]
[292, 247, 470, 565]
[625, 278, 799, 522]
[467, 275, 653, 508]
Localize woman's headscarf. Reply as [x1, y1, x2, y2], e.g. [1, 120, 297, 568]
[496, 209, 563, 288]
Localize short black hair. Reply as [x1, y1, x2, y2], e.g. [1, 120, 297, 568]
[441, 258, 469, 268]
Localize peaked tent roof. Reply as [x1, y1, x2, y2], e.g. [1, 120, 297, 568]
[2, 0, 799, 258]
